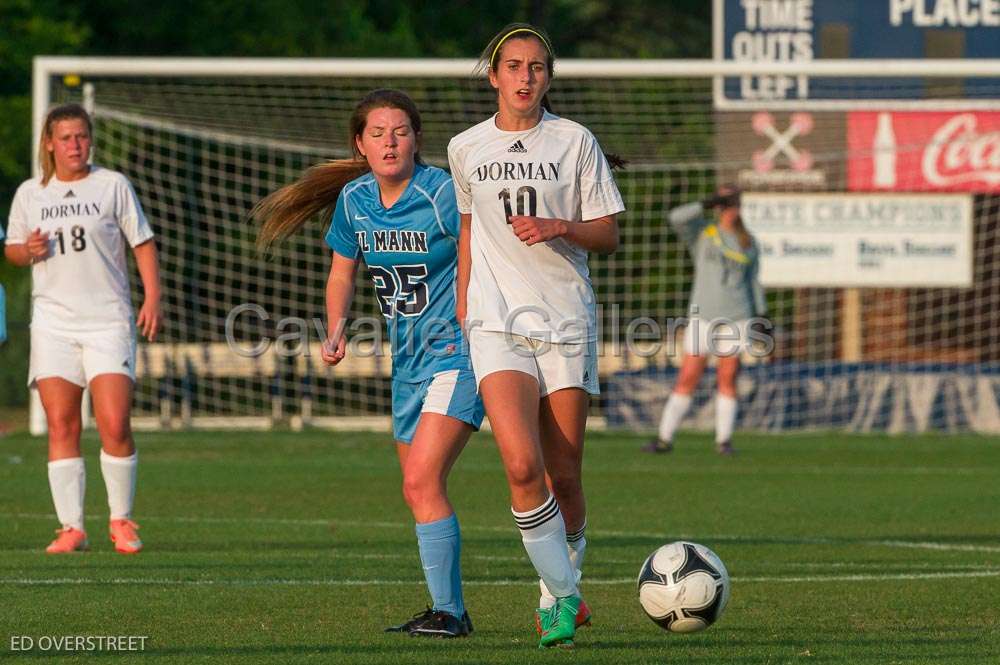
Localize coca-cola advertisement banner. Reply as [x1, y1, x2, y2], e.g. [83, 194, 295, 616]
[742, 193, 973, 288]
[848, 112, 1000, 192]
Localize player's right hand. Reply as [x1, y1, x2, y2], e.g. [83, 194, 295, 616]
[27, 228, 50, 262]
[321, 335, 347, 366]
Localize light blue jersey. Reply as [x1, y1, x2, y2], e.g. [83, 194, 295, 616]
[325, 164, 470, 384]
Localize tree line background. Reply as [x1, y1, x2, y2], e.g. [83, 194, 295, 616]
[0, 0, 711, 411]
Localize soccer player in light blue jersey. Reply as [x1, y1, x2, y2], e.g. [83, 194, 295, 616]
[255, 90, 483, 638]
[645, 187, 767, 456]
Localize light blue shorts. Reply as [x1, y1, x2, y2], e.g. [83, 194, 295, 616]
[392, 368, 485, 444]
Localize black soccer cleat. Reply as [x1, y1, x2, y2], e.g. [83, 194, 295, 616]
[408, 609, 471, 638]
[642, 438, 674, 454]
[385, 607, 473, 637]
[385, 606, 435, 633]
[716, 440, 736, 456]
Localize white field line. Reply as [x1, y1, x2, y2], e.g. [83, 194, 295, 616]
[6, 457, 994, 477]
[2, 570, 999, 588]
[595, 466, 995, 476]
[6, 543, 998, 570]
[866, 540, 1000, 553]
[4, 513, 999, 553]
[3, 544, 997, 571]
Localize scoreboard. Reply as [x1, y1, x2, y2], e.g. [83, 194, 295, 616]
[713, 0, 1000, 108]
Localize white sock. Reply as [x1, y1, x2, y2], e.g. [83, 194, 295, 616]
[539, 521, 587, 608]
[567, 522, 587, 572]
[100, 450, 137, 521]
[715, 393, 738, 444]
[513, 495, 578, 600]
[658, 392, 693, 442]
[48, 457, 85, 531]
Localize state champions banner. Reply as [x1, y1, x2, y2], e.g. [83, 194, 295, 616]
[740, 192, 973, 287]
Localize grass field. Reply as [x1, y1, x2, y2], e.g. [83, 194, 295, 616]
[1, 429, 999, 664]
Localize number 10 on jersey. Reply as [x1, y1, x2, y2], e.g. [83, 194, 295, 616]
[498, 186, 537, 222]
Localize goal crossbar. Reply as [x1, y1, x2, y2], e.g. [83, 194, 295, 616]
[33, 57, 1000, 165]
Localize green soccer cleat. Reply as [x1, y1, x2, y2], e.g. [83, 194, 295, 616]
[536, 598, 590, 635]
[534, 606, 552, 636]
[539, 595, 580, 649]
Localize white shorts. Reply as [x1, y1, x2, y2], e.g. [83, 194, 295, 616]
[468, 329, 599, 397]
[29, 325, 136, 388]
[683, 318, 751, 358]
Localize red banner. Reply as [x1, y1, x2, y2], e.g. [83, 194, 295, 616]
[848, 112, 1000, 192]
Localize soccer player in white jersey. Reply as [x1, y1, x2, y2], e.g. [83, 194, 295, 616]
[255, 90, 482, 638]
[4, 104, 161, 554]
[448, 23, 625, 648]
[645, 187, 766, 456]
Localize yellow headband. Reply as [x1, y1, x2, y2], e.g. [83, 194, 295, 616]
[490, 28, 553, 69]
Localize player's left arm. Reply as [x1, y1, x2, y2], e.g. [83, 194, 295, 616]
[133, 239, 162, 342]
[510, 214, 618, 254]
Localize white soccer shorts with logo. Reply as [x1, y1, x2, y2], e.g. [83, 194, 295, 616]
[468, 328, 599, 397]
[29, 324, 136, 387]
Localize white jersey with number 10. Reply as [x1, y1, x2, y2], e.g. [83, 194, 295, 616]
[448, 111, 624, 343]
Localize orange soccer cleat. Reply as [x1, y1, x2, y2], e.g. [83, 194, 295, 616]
[46, 527, 89, 554]
[109, 519, 143, 554]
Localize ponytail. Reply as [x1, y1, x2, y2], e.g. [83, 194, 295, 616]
[253, 159, 370, 253]
[540, 95, 627, 170]
[254, 88, 425, 253]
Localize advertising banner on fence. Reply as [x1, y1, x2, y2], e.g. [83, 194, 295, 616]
[716, 111, 845, 188]
[741, 193, 973, 287]
[848, 111, 1000, 192]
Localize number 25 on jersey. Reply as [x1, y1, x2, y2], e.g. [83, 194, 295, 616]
[369, 265, 429, 318]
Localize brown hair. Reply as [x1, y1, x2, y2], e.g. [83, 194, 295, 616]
[731, 215, 753, 250]
[476, 23, 626, 170]
[477, 23, 556, 112]
[714, 185, 752, 249]
[254, 89, 424, 252]
[39, 104, 92, 186]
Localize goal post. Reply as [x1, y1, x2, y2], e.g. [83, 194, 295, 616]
[29, 57, 1000, 434]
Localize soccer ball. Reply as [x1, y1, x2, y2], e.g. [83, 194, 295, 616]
[637, 541, 730, 633]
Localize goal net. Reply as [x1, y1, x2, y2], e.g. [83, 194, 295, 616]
[31, 58, 1000, 433]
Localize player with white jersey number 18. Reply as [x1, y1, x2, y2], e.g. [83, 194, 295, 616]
[3, 103, 162, 555]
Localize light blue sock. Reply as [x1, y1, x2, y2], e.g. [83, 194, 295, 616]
[415, 513, 464, 618]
